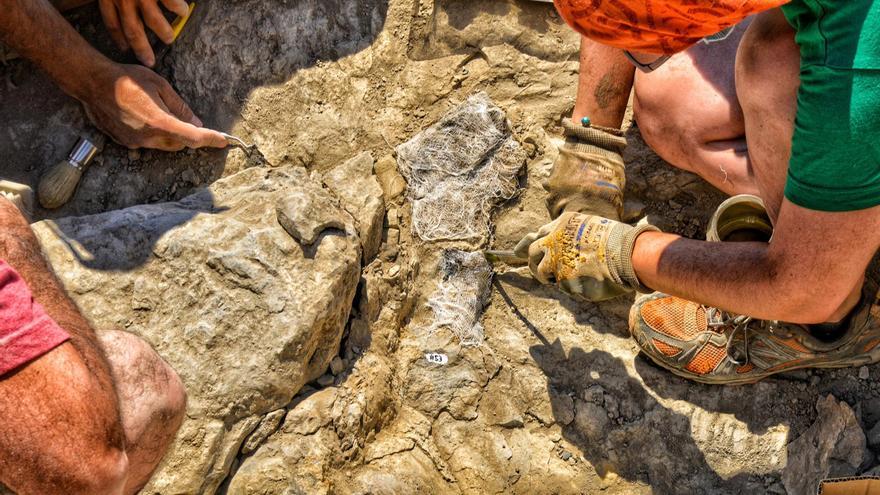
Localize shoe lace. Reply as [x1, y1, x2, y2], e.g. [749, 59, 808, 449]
[705, 308, 769, 366]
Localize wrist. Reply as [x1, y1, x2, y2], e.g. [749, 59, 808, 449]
[561, 118, 627, 155]
[630, 230, 670, 293]
[57, 57, 119, 103]
[614, 223, 660, 292]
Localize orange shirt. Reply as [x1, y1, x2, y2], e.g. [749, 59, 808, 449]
[553, 0, 789, 54]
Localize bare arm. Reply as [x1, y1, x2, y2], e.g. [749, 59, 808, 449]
[571, 37, 635, 128]
[0, 0, 225, 150]
[632, 199, 879, 323]
[0, 199, 132, 493]
[0, 0, 112, 101]
[0, 200, 115, 393]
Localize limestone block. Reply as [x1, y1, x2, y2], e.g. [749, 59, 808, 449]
[32, 166, 366, 495]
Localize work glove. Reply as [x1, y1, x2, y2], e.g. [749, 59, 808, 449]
[544, 119, 627, 221]
[514, 212, 659, 301]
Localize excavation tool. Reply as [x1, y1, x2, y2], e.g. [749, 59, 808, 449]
[221, 132, 271, 167]
[37, 137, 100, 209]
[220, 132, 255, 154]
[38, 3, 196, 210]
[483, 249, 528, 266]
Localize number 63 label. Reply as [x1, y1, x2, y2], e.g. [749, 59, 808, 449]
[425, 352, 449, 365]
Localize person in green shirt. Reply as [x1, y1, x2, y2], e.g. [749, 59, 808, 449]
[521, 0, 880, 384]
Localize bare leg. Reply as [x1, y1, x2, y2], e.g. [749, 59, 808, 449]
[0, 198, 185, 494]
[735, 10, 862, 320]
[735, 10, 800, 221]
[633, 18, 758, 197]
[100, 331, 186, 494]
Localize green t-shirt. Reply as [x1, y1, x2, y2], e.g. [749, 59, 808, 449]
[782, 0, 880, 211]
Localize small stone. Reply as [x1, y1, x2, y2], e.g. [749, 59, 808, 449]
[386, 228, 400, 246]
[387, 208, 399, 228]
[622, 199, 646, 223]
[560, 450, 572, 461]
[388, 265, 401, 278]
[330, 356, 345, 375]
[811, 375, 821, 387]
[241, 409, 287, 455]
[276, 189, 348, 245]
[127, 150, 141, 161]
[379, 245, 399, 262]
[860, 366, 870, 380]
[374, 154, 407, 201]
[867, 421, 880, 448]
[316, 374, 334, 387]
[862, 398, 880, 427]
[782, 395, 868, 494]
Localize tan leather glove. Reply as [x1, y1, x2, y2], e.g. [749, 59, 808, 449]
[514, 212, 658, 301]
[544, 119, 627, 221]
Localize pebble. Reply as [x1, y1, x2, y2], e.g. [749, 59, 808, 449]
[868, 421, 880, 448]
[860, 366, 870, 380]
[387, 208, 399, 228]
[560, 451, 572, 461]
[316, 374, 334, 387]
[388, 265, 401, 278]
[386, 228, 400, 245]
[330, 356, 345, 375]
[810, 375, 821, 387]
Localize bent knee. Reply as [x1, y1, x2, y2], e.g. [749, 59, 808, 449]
[632, 98, 703, 171]
[100, 330, 187, 419]
[69, 449, 129, 495]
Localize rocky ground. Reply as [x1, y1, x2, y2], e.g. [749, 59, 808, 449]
[5, 1, 880, 494]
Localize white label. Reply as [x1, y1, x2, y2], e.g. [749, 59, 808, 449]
[425, 352, 449, 365]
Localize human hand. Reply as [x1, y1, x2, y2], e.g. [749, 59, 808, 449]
[98, 0, 189, 67]
[514, 212, 658, 301]
[80, 62, 226, 150]
[544, 119, 627, 220]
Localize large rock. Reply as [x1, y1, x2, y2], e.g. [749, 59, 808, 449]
[323, 152, 385, 261]
[31, 166, 370, 494]
[782, 395, 869, 495]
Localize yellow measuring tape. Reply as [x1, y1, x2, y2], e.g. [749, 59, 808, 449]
[170, 3, 196, 43]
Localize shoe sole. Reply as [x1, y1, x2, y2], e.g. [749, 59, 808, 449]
[641, 343, 880, 385]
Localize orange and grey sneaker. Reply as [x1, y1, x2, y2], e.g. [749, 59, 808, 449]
[628, 284, 880, 385]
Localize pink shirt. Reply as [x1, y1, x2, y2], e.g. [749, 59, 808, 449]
[0, 260, 69, 375]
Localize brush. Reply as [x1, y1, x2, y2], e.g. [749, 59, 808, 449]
[37, 137, 99, 209]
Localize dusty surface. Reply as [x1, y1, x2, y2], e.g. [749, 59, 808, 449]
[5, 1, 880, 494]
[33, 164, 373, 494]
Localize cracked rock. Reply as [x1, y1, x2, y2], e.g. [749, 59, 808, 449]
[276, 185, 349, 246]
[31, 166, 365, 495]
[324, 152, 385, 261]
[782, 395, 869, 495]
